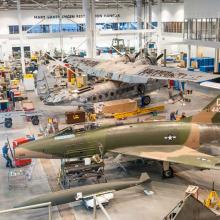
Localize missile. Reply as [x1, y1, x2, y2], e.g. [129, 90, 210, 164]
[14, 173, 150, 208]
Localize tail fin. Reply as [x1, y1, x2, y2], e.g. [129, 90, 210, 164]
[139, 172, 151, 183]
[181, 95, 220, 123]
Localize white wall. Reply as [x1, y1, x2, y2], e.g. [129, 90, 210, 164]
[184, 0, 220, 19]
[155, 3, 184, 22]
[0, 3, 184, 58]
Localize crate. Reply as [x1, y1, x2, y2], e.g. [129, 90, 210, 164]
[65, 111, 86, 124]
[190, 57, 214, 69]
[102, 99, 137, 115]
[199, 66, 214, 73]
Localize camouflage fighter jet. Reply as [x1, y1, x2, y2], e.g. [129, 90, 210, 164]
[15, 96, 220, 178]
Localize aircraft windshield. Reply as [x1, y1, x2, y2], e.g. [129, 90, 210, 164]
[56, 127, 74, 137]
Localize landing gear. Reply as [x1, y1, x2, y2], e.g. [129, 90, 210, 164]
[31, 116, 39, 125]
[137, 84, 146, 95]
[5, 118, 12, 128]
[162, 167, 174, 178]
[142, 95, 151, 106]
[162, 161, 174, 179]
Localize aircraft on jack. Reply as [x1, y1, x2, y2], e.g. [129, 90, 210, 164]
[14, 173, 150, 208]
[66, 53, 219, 103]
[41, 52, 219, 106]
[42, 52, 165, 106]
[15, 96, 220, 178]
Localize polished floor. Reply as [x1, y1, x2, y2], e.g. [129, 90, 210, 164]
[0, 87, 219, 220]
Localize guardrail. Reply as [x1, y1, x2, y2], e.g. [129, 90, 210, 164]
[0, 202, 52, 220]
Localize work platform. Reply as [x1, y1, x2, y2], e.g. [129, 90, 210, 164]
[59, 159, 106, 189]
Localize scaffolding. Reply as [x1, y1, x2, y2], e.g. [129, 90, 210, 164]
[58, 159, 106, 189]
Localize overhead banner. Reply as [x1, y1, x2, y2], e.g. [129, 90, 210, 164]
[34, 14, 120, 20]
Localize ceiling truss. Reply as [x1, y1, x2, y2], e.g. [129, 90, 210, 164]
[0, 0, 183, 10]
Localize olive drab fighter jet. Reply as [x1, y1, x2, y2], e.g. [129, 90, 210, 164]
[15, 96, 220, 178]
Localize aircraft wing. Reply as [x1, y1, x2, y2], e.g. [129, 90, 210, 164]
[67, 56, 220, 83]
[110, 145, 220, 170]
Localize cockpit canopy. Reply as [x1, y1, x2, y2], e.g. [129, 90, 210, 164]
[55, 127, 74, 137]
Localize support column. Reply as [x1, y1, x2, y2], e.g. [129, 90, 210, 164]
[148, 0, 152, 28]
[58, 0, 64, 61]
[214, 48, 220, 73]
[136, 0, 142, 50]
[17, 0, 26, 75]
[157, 0, 162, 57]
[196, 46, 199, 57]
[83, 0, 96, 58]
[163, 49, 167, 67]
[187, 44, 191, 69]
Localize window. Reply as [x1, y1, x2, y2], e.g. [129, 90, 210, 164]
[62, 24, 77, 32]
[9, 21, 161, 35]
[9, 25, 19, 34]
[77, 23, 85, 32]
[130, 22, 137, 30]
[184, 18, 219, 41]
[51, 24, 60, 33]
[163, 22, 183, 33]
[112, 23, 119, 30]
[30, 25, 49, 33]
[12, 46, 31, 58]
[119, 22, 129, 30]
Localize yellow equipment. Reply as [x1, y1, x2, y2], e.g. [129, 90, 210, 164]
[87, 113, 96, 122]
[113, 105, 165, 120]
[204, 183, 220, 209]
[31, 54, 38, 62]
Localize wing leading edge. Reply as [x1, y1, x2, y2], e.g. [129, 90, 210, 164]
[67, 57, 220, 83]
[110, 145, 220, 170]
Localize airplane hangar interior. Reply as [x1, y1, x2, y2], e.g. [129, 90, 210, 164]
[1, 0, 220, 219]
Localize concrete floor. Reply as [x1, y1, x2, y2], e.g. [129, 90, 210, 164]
[0, 87, 220, 220]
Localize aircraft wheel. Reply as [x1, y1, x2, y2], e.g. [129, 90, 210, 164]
[5, 118, 12, 128]
[142, 95, 151, 106]
[137, 84, 146, 95]
[31, 116, 39, 125]
[162, 167, 174, 178]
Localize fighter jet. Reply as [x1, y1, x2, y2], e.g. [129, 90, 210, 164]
[15, 96, 220, 178]
[14, 173, 150, 208]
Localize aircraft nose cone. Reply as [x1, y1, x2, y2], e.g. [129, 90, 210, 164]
[14, 147, 32, 159]
[14, 146, 53, 159]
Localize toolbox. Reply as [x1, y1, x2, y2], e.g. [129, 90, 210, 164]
[65, 111, 86, 124]
[13, 136, 35, 167]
